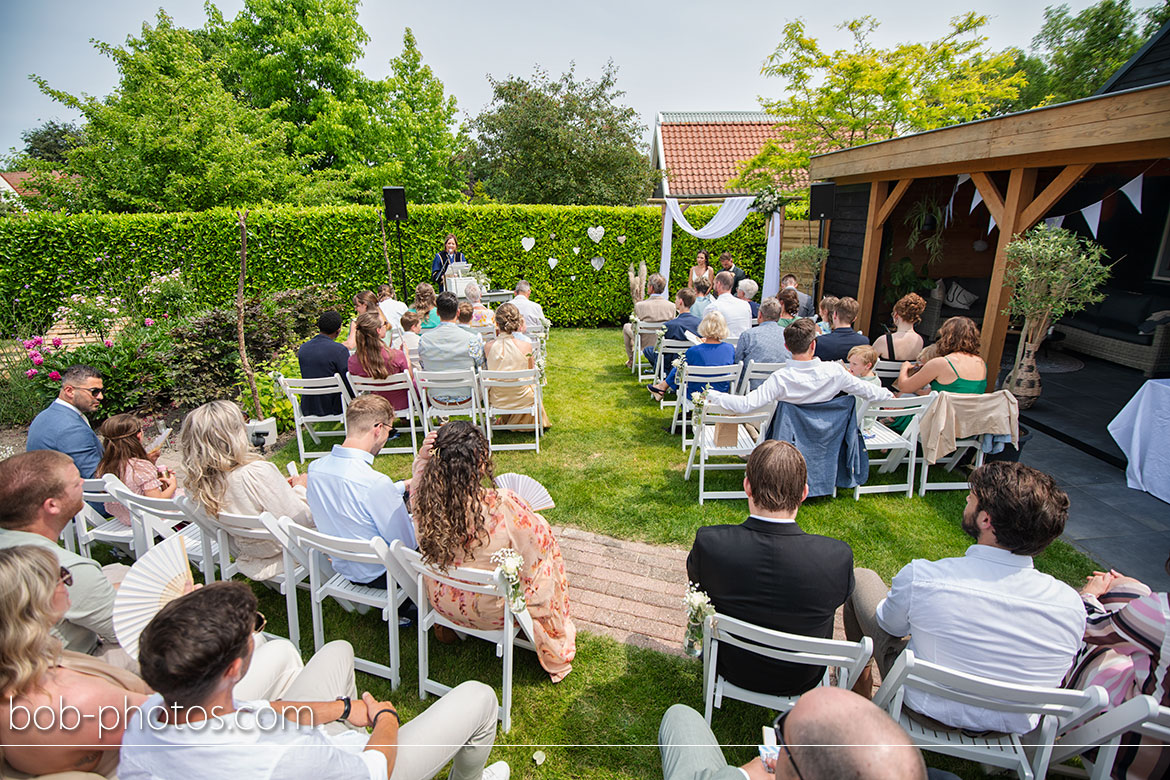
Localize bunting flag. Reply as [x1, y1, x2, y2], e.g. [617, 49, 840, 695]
[1044, 215, 1065, 229]
[1120, 174, 1143, 212]
[946, 173, 971, 226]
[1082, 201, 1103, 239]
[989, 213, 997, 234]
[970, 187, 983, 214]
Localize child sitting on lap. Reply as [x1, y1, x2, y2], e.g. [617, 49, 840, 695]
[847, 345, 881, 431]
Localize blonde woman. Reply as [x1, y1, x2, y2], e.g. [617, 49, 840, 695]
[179, 400, 313, 580]
[485, 302, 550, 427]
[411, 283, 441, 330]
[648, 310, 736, 400]
[0, 545, 150, 777]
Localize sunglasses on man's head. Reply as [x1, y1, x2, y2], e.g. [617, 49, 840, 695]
[772, 709, 805, 780]
[59, 566, 73, 587]
[254, 611, 267, 634]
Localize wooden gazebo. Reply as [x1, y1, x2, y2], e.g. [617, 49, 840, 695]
[808, 82, 1170, 372]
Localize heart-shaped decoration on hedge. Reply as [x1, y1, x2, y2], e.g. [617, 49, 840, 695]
[587, 225, 605, 243]
[549, 233, 556, 240]
[590, 256, 605, 271]
[572, 247, 580, 255]
[547, 257, 558, 270]
[521, 237, 536, 252]
[617, 235, 626, 244]
[570, 275, 576, 281]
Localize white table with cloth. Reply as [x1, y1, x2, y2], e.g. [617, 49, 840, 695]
[1108, 378, 1170, 504]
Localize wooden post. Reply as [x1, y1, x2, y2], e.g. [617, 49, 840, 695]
[981, 168, 1037, 380]
[855, 178, 912, 335]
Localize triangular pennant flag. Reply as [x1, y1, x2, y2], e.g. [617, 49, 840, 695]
[970, 188, 983, 214]
[989, 213, 997, 233]
[946, 174, 970, 228]
[1120, 175, 1143, 213]
[1082, 201, 1103, 239]
[1044, 215, 1065, 229]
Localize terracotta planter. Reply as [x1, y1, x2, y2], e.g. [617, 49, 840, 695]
[1008, 343, 1042, 410]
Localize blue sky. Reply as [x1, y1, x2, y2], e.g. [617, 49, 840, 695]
[1, 0, 1105, 159]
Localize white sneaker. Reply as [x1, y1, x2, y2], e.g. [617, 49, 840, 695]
[481, 761, 510, 780]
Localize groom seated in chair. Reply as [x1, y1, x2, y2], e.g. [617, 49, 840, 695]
[686, 441, 855, 696]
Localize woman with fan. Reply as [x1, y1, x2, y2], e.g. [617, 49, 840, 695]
[411, 422, 575, 682]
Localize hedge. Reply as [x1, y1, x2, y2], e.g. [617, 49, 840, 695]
[0, 204, 805, 330]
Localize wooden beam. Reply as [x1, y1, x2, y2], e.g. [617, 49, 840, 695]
[1019, 163, 1093, 230]
[873, 178, 913, 229]
[981, 168, 1037, 377]
[970, 172, 1005, 226]
[855, 181, 889, 336]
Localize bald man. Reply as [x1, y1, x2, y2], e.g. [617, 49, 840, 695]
[658, 686, 927, 780]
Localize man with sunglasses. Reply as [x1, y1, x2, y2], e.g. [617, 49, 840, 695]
[26, 364, 107, 478]
[658, 686, 927, 779]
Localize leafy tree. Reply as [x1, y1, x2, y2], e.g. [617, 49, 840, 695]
[730, 14, 1025, 193]
[19, 121, 85, 164]
[468, 62, 657, 206]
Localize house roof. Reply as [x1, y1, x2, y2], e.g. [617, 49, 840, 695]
[1096, 19, 1170, 95]
[0, 171, 36, 197]
[653, 112, 803, 197]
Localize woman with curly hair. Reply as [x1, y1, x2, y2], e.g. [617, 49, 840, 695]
[874, 292, 926, 362]
[347, 311, 411, 412]
[411, 422, 574, 682]
[410, 283, 441, 330]
[97, 413, 177, 525]
[896, 316, 986, 397]
[0, 545, 150, 777]
[484, 303, 550, 428]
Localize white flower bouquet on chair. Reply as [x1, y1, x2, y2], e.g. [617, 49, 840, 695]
[683, 583, 714, 657]
[491, 548, 527, 614]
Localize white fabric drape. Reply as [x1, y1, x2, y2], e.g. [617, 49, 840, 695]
[659, 197, 782, 294]
[762, 213, 783, 298]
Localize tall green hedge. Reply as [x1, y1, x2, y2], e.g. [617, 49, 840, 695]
[0, 204, 785, 330]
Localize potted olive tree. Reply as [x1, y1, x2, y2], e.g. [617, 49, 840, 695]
[1003, 224, 1110, 409]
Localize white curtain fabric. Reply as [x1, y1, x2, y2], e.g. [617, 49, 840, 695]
[659, 196, 780, 290]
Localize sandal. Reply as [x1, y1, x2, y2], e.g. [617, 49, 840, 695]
[647, 384, 666, 401]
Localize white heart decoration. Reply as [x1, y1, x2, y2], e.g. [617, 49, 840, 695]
[572, 247, 580, 255]
[587, 225, 605, 243]
[570, 275, 576, 281]
[547, 257, 558, 270]
[521, 237, 536, 252]
[617, 235, 626, 244]
[549, 233, 556, 240]
[590, 256, 604, 271]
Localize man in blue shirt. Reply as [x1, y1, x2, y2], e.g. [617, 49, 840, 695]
[26, 364, 105, 478]
[734, 297, 793, 390]
[306, 395, 417, 589]
[814, 296, 869, 362]
[296, 311, 351, 416]
[643, 287, 701, 369]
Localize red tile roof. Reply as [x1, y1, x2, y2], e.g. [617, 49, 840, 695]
[657, 114, 806, 196]
[0, 171, 36, 197]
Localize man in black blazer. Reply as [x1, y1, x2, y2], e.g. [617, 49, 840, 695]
[296, 311, 351, 416]
[686, 440, 855, 696]
[718, 252, 746, 296]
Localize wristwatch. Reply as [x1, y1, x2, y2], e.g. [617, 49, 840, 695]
[336, 696, 351, 722]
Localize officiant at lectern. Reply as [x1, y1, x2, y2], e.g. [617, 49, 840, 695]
[430, 233, 468, 285]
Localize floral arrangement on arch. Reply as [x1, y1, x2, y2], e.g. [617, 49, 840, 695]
[750, 185, 789, 218]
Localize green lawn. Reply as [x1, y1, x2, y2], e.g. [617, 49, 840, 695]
[251, 327, 1098, 780]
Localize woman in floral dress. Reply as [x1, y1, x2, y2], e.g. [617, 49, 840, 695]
[411, 421, 574, 682]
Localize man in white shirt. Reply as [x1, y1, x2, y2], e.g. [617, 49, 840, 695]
[710, 271, 753, 338]
[843, 461, 1086, 735]
[306, 395, 417, 588]
[706, 318, 892, 413]
[120, 581, 509, 780]
[510, 279, 545, 333]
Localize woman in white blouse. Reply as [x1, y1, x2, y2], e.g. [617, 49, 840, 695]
[179, 400, 313, 580]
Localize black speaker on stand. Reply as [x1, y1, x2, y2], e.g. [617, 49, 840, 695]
[382, 186, 408, 293]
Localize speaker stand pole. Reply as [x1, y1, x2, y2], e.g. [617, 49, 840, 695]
[395, 221, 406, 294]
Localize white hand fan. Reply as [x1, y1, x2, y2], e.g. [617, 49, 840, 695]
[494, 473, 555, 511]
[113, 535, 193, 660]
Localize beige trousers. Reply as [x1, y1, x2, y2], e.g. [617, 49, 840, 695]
[842, 567, 909, 677]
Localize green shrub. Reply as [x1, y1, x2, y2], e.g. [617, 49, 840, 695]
[238, 349, 299, 432]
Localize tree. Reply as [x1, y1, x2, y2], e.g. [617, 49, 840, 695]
[730, 15, 1025, 193]
[468, 62, 657, 206]
[19, 120, 85, 164]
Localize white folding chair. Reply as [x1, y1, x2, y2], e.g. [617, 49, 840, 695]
[283, 520, 409, 688]
[347, 373, 424, 456]
[415, 368, 481, 432]
[72, 477, 136, 558]
[736, 360, 786, 394]
[702, 612, 873, 725]
[854, 393, 937, 499]
[634, 321, 666, 381]
[256, 511, 318, 652]
[684, 403, 774, 503]
[874, 359, 903, 384]
[390, 540, 537, 733]
[1048, 695, 1164, 780]
[472, 323, 497, 341]
[651, 338, 692, 409]
[480, 368, 543, 452]
[274, 372, 349, 462]
[873, 650, 1108, 780]
[919, 434, 991, 494]
[670, 364, 743, 450]
[103, 475, 218, 583]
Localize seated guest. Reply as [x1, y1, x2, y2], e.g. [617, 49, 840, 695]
[181, 400, 314, 582]
[659, 686, 927, 780]
[895, 315, 986, 397]
[26, 364, 107, 478]
[736, 278, 761, 319]
[846, 345, 882, 428]
[816, 295, 838, 335]
[465, 281, 495, 328]
[0, 451, 132, 668]
[306, 395, 417, 588]
[642, 287, 700, 369]
[0, 546, 150, 778]
[485, 303, 550, 428]
[776, 288, 800, 327]
[874, 292, 926, 362]
[342, 290, 384, 351]
[348, 311, 411, 413]
[687, 441, 854, 696]
[412, 422, 575, 682]
[1066, 564, 1170, 780]
[815, 296, 868, 362]
[705, 319, 892, 413]
[511, 279, 545, 334]
[623, 273, 677, 368]
[377, 283, 408, 338]
[399, 309, 423, 364]
[844, 462, 1085, 734]
[734, 297, 792, 390]
[411, 282, 441, 330]
[419, 291, 486, 405]
[98, 413, 177, 525]
[690, 278, 713, 320]
[711, 271, 753, 338]
[648, 311, 736, 400]
[297, 311, 351, 416]
[457, 301, 477, 333]
[119, 581, 508, 780]
[781, 272, 815, 318]
[717, 252, 746, 295]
